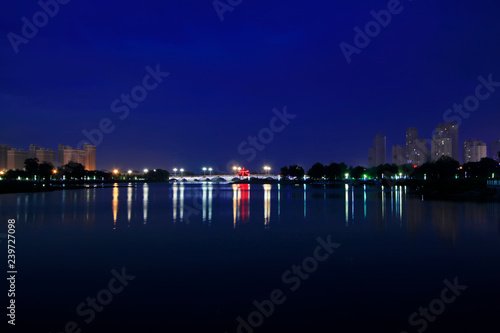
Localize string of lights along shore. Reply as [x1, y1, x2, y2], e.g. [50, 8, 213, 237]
[1, 121, 499, 174]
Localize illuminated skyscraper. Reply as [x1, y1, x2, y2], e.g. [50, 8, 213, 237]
[83, 144, 96, 170]
[431, 122, 459, 162]
[463, 139, 487, 163]
[406, 127, 429, 166]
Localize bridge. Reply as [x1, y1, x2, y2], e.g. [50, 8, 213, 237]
[169, 174, 280, 183]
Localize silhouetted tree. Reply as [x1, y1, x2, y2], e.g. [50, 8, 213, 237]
[280, 166, 289, 177]
[325, 163, 342, 180]
[288, 165, 305, 179]
[307, 162, 325, 180]
[24, 158, 39, 177]
[145, 169, 170, 181]
[435, 156, 460, 179]
[350, 166, 366, 179]
[64, 162, 86, 180]
[38, 162, 54, 182]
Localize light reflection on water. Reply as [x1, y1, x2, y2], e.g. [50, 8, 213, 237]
[0, 183, 499, 241]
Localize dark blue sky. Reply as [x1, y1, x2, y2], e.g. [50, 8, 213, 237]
[1, 0, 500, 172]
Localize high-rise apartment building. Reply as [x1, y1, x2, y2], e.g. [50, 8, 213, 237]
[58, 144, 96, 170]
[7, 149, 28, 170]
[431, 122, 459, 162]
[392, 145, 407, 165]
[463, 139, 487, 163]
[405, 127, 429, 166]
[369, 134, 386, 167]
[0, 144, 11, 170]
[490, 137, 500, 161]
[29, 144, 57, 166]
[406, 127, 418, 146]
[83, 144, 96, 171]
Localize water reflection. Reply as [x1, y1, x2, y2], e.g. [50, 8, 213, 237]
[143, 183, 149, 224]
[2, 183, 500, 242]
[264, 184, 271, 227]
[172, 183, 186, 223]
[303, 184, 307, 217]
[232, 184, 250, 227]
[201, 183, 214, 224]
[173, 183, 178, 222]
[278, 184, 281, 217]
[345, 184, 349, 225]
[127, 185, 133, 223]
[112, 184, 119, 229]
[364, 185, 367, 219]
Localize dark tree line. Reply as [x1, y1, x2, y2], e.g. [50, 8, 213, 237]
[282, 156, 499, 182]
[280, 165, 305, 180]
[2, 159, 170, 182]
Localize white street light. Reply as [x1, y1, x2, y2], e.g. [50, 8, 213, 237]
[144, 169, 149, 173]
[203, 167, 207, 175]
[180, 168, 184, 176]
[208, 167, 213, 175]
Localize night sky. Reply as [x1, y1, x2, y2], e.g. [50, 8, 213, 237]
[1, 0, 500, 172]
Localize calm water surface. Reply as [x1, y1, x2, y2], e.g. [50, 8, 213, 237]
[0, 183, 499, 332]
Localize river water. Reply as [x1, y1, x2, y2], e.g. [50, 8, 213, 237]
[0, 183, 499, 332]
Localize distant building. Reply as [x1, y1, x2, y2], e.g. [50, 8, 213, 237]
[392, 145, 407, 165]
[58, 144, 96, 170]
[83, 144, 96, 171]
[406, 128, 429, 166]
[369, 134, 386, 167]
[29, 144, 57, 166]
[406, 127, 418, 146]
[431, 122, 459, 162]
[7, 149, 28, 170]
[463, 139, 487, 163]
[490, 137, 500, 161]
[0, 144, 11, 170]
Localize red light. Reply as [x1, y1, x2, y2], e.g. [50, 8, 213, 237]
[237, 167, 250, 177]
[413, 165, 418, 168]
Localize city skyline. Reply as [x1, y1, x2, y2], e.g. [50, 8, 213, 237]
[2, 1, 500, 171]
[2, 117, 499, 173]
